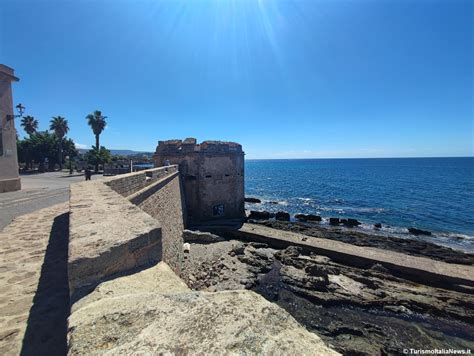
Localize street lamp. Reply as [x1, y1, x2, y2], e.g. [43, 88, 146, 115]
[15, 103, 25, 117]
[6, 103, 25, 122]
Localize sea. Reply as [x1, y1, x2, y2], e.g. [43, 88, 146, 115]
[245, 157, 474, 253]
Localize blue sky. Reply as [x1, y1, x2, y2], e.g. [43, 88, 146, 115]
[1, 0, 472, 159]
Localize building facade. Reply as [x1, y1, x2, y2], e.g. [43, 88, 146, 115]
[0, 64, 20, 193]
[153, 138, 245, 222]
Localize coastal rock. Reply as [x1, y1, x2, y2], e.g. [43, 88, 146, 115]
[408, 227, 432, 236]
[244, 197, 261, 203]
[248, 210, 271, 220]
[276, 211, 290, 221]
[251, 219, 474, 265]
[69, 264, 338, 355]
[329, 218, 340, 225]
[183, 230, 225, 244]
[374, 223, 382, 229]
[275, 246, 302, 264]
[295, 214, 322, 222]
[230, 245, 246, 255]
[343, 219, 362, 227]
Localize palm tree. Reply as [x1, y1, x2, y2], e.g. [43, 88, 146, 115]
[20, 116, 38, 136]
[49, 116, 69, 170]
[86, 110, 107, 149]
[86, 110, 107, 172]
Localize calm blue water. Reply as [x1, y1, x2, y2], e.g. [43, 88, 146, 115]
[245, 157, 474, 252]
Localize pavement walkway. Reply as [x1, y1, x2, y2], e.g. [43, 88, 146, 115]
[0, 172, 101, 231]
[0, 203, 69, 356]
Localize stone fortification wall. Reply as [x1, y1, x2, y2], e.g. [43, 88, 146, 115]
[104, 165, 178, 197]
[69, 166, 185, 300]
[69, 181, 163, 301]
[128, 171, 185, 273]
[153, 138, 245, 222]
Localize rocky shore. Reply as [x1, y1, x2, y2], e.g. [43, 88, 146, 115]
[181, 229, 474, 355]
[248, 219, 474, 266]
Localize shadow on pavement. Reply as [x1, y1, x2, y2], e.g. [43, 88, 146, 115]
[20, 212, 70, 356]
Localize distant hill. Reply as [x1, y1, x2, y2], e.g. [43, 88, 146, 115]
[77, 148, 154, 157]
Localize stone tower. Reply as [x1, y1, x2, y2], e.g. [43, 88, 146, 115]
[0, 64, 20, 193]
[153, 138, 245, 222]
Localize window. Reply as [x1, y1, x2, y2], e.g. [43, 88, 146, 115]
[213, 204, 225, 216]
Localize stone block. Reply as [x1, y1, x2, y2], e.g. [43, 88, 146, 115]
[68, 181, 163, 300]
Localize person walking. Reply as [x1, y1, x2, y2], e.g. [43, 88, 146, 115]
[85, 167, 92, 181]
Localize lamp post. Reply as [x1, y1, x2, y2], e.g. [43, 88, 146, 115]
[6, 103, 25, 130]
[15, 103, 25, 117]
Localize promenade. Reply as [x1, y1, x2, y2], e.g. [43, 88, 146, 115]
[0, 172, 100, 231]
[0, 172, 102, 354]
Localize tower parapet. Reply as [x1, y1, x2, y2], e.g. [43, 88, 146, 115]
[153, 138, 245, 222]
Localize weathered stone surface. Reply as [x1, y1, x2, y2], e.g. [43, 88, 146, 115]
[72, 262, 190, 313]
[182, 238, 474, 355]
[183, 229, 225, 243]
[103, 165, 178, 198]
[128, 172, 185, 273]
[154, 139, 245, 221]
[249, 219, 474, 265]
[68, 286, 338, 355]
[329, 217, 340, 225]
[68, 181, 163, 299]
[224, 223, 474, 288]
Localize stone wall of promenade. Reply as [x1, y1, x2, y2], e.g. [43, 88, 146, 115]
[68, 166, 185, 301]
[104, 165, 178, 197]
[128, 171, 185, 273]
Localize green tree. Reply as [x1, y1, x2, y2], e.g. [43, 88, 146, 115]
[85, 146, 111, 172]
[20, 116, 38, 136]
[86, 110, 107, 148]
[86, 110, 107, 172]
[17, 131, 78, 172]
[17, 139, 34, 170]
[49, 116, 69, 170]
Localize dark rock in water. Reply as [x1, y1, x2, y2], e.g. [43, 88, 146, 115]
[275, 211, 290, 221]
[344, 218, 362, 227]
[268, 201, 279, 205]
[408, 227, 432, 236]
[295, 214, 322, 222]
[248, 211, 271, 220]
[374, 223, 382, 229]
[245, 197, 261, 203]
[340, 219, 348, 224]
[329, 218, 340, 225]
